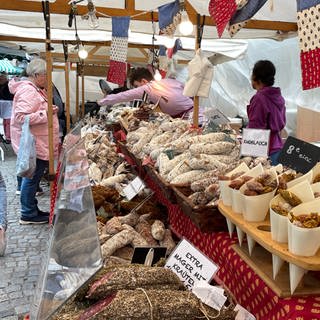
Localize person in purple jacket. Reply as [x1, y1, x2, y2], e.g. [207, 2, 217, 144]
[98, 67, 194, 119]
[247, 60, 286, 165]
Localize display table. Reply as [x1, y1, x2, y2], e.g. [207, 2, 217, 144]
[142, 170, 320, 320]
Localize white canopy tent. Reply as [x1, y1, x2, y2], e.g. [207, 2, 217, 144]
[0, 0, 319, 137]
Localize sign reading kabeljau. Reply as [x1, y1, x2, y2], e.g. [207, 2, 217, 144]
[278, 136, 320, 174]
[241, 128, 270, 157]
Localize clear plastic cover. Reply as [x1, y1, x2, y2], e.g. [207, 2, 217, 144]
[29, 125, 102, 320]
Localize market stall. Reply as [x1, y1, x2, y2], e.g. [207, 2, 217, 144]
[2, 1, 320, 320]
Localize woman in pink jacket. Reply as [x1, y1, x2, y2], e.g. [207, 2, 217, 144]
[9, 59, 59, 225]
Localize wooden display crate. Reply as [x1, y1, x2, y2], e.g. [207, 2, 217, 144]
[144, 165, 177, 204]
[117, 141, 144, 175]
[173, 186, 227, 233]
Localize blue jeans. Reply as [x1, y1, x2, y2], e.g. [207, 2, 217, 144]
[17, 176, 22, 191]
[0, 171, 7, 230]
[20, 159, 48, 219]
[270, 150, 281, 165]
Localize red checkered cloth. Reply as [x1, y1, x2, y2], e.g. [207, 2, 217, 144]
[208, 0, 237, 37]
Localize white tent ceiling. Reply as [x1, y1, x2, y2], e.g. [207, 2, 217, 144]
[0, 0, 298, 59]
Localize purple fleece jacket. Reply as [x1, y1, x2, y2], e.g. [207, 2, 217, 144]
[247, 86, 286, 155]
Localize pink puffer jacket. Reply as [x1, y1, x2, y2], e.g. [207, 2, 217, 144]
[9, 79, 59, 160]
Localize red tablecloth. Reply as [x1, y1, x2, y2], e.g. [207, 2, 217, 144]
[143, 172, 320, 320]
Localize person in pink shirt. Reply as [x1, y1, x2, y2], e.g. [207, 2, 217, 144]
[9, 59, 60, 225]
[98, 67, 194, 119]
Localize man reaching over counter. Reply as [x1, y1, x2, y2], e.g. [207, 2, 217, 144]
[98, 67, 194, 119]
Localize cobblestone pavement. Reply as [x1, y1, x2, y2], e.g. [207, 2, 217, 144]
[0, 140, 51, 319]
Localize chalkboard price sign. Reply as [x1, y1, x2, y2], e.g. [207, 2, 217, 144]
[278, 136, 320, 173]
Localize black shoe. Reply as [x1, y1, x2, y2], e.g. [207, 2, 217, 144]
[38, 210, 50, 217]
[19, 215, 49, 225]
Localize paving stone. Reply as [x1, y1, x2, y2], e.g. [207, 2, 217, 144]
[0, 137, 51, 317]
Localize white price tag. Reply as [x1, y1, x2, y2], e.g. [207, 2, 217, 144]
[165, 239, 219, 290]
[234, 304, 256, 320]
[241, 128, 270, 157]
[123, 176, 145, 200]
[192, 281, 227, 311]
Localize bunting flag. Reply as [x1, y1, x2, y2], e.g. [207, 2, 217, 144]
[228, 0, 267, 37]
[107, 16, 130, 86]
[297, 0, 320, 90]
[158, 46, 168, 78]
[208, 0, 237, 38]
[158, 0, 181, 36]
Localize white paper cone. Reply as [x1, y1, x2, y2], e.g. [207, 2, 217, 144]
[247, 235, 256, 256]
[236, 226, 245, 246]
[231, 189, 244, 214]
[289, 263, 305, 294]
[287, 170, 313, 188]
[219, 162, 249, 206]
[242, 187, 276, 222]
[312, 162, 320, 183]
[288, 199, 320, 256]
[287, 179, 315, 202]
[270, 204, 288, 243]
[270, 180, 314, 243]
[311, 182, 320, 194]
[272, 254, 284, 279]
[226, 218, 235, 238]
[220, 180, 232, 206]
[273, 163, 283, 174]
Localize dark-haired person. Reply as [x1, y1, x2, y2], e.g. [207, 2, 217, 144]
[98, 67, 194, 119]
[0, 72, 14, 143]
[247, 60, 286, 165]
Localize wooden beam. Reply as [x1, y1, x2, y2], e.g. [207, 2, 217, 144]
[138, 48, 149, 59]
[125, 0, 135, 11]
[0, 0, 297, 32]
[184, 0, 297, 32]
[0, 36, 159, 49]
[53, 65, 77, 71]
[77, 64, 108, 77]
[0, 0, 158, 22]
[88, 46, 102, 55]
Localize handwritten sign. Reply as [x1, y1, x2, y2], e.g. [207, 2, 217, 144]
[123, 176, 145, 200]
[165, 239, 219, 290]
[241, 128, 270, 157]
[204, 108, 230, 125]
[278, 136, 320, 173]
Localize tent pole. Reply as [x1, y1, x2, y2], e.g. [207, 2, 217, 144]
[64, 62, 71, 132]
[81, 68, 85, 117]
[76, 70, 79, 120]
[192, 14, 200, 128]
[44, 0, 55, 187]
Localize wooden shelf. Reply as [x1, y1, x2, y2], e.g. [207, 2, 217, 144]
[218, 201, 320, 271]
[233, 244, 320, 297]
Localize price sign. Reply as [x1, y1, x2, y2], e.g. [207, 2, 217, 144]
[123, 176, 145, 200]
[241, 128, 270, 157]
[165, 239, 218, 290]
[278, 136, 320, 173]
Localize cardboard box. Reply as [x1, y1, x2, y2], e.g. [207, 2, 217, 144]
[296, 106, 320, 142]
